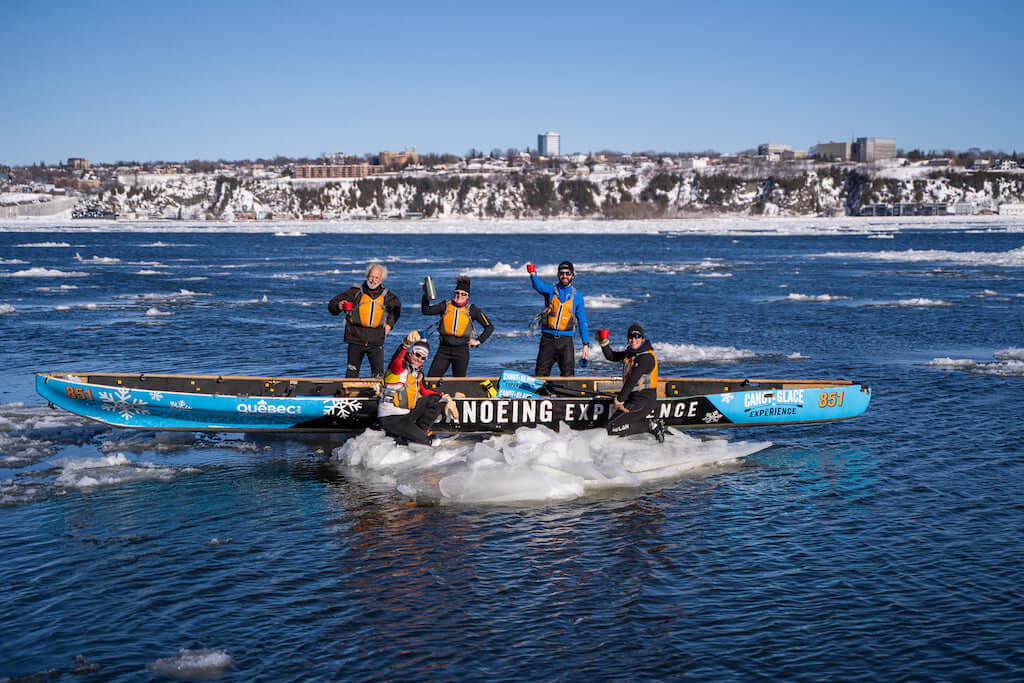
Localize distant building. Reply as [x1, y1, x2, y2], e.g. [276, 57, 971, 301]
[815, 141, 852, 161]
[854, 137, 896, 163]
[293, 164, 383, 179]
[782, 150, 808, 160]
[757, 143, 791, 156]
[379, 149, 419, 168]
[537, 132, 560, 157]
[67, 157, 90, 170]
[681, 157, 709, 170]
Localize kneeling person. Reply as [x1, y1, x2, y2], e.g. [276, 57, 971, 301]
[378, 331, 451, 445]
[598, 323, 665, 443]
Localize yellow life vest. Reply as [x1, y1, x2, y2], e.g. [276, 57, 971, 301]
[441, 301, 473, 339]
[382, 365, 421, 409]
[545, 287, 576, 331]
[623, 349, 659, 391]
[348, 288, 388, 328]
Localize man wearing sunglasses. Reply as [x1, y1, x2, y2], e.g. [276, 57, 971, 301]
[597, 323, 665, 443]
[378, 330, 452, 445]
[527, 260, 590, 376]
[421, 276, 494, 377]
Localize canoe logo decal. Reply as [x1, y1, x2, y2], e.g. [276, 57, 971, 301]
[236, 399, 301, 416]
[322, 398, 363, 418]
[98, 387, 150, 421]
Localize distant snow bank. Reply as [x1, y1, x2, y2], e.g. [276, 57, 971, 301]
[3, 215, 1024, 235]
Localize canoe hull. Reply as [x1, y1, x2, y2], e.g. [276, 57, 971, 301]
[36, 372, 870, 434]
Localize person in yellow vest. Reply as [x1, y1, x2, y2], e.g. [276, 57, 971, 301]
[378, 331, 455, 446]
[420, 276, 494, 377]
[328, 263, 401, 378]
[597, 323, 665, 443]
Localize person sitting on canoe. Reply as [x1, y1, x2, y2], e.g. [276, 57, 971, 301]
[598, 323, 665, 443]
[328, 262, 402, 378]
[378, 331, 454, 446]
[527, 260, 590, 376]
[421, 276, 493, 377]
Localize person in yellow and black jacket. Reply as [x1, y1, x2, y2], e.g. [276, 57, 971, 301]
[327, 263, 401, 378]
[598, 322, 666, 443]
[378, 331, 456, 446]
[420, 276, 494, 377]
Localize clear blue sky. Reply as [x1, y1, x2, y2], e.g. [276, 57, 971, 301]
[2, 0, 1021, 165]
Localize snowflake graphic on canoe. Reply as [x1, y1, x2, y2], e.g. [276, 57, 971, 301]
[322, 398, 362, 418]
[147, 390, 165, 401]
[702, 410, 723, 423]
[169, 400, 192, 410]
[719, 393, 735, 404]
[98, 387, 150, 421]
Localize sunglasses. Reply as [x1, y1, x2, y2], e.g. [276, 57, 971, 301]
[557, 271, 573, 276]
[628, 333, 644, 340]
[410, 351, 428, 360]
[453, 290, 469, 297]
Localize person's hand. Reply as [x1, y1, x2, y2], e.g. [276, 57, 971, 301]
[384, 324, 392, 335]
[443, 395, 459, 422]
[581, 344, 590, 360]
[526, 263, 535, 274]
[597, 329, 610, 346]
[468, 338, 480, 347]
[342, 301, 354, 312]
[612, 398, 626, 414]
[404, 330, 420, 346]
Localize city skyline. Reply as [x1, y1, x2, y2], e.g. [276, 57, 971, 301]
[2, 0, 1022, 166]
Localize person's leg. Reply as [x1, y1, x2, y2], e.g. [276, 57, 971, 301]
[412, 394, 443, 431]
[555, 336, 575, 377]
[607, 394, 657, 436]
[535, 336, 556, 376]
[451, 346, 470, 377]
[346, 344, 366, 378]
[379, 413, 431, 445]
[366, 345, 385, 378]
[427, 346, 452, 377]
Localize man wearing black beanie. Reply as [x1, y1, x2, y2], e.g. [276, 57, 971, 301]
[525, 259, 590, 376]
[596, 322, 665, 443]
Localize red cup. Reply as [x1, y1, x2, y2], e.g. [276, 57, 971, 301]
[342, 301, 354, 312]
[526, 263, 535, 274]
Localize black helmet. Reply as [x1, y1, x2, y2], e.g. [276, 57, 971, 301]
[557, 261, 575, 275]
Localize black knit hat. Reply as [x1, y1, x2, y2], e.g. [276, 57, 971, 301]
[627, 322, 645, 338]
[455, 276, 471, 294]
[558, 260, 575, 274]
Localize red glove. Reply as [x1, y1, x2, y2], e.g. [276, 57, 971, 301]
[526, 263, 535, 274]
[342, 301, 354, 312]
[597, 329, 610, 341]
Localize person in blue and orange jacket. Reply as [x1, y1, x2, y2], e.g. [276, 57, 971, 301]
[527, 260, 590, 376]
[378, 331, 456, 445]
[328, 263, 401, 378]
[421, 276, 494, 377]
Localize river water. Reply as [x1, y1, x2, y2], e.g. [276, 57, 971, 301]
[1, 220, 1022, 680]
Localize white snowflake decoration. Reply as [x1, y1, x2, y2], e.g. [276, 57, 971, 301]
[170, 400, 192, 410]
[322, 398, 362, 418]
[702, 410, 723, 423]
[98, 387, 150, 421]
[719, 393, 735, 403]
[148, 391, 165, 401]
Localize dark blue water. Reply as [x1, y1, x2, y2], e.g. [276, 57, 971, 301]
[1, 224, 1022, 680]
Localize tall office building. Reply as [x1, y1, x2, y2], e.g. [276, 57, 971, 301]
[854, 137, 896, 163]
[538, 132, 560, 157]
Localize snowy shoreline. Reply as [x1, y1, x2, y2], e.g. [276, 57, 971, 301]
[3, 214, 1024, 235]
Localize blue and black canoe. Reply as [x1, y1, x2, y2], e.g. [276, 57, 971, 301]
[36, 371, 870, 434]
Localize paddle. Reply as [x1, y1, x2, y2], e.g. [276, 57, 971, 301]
[497, 370, 617, 400]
